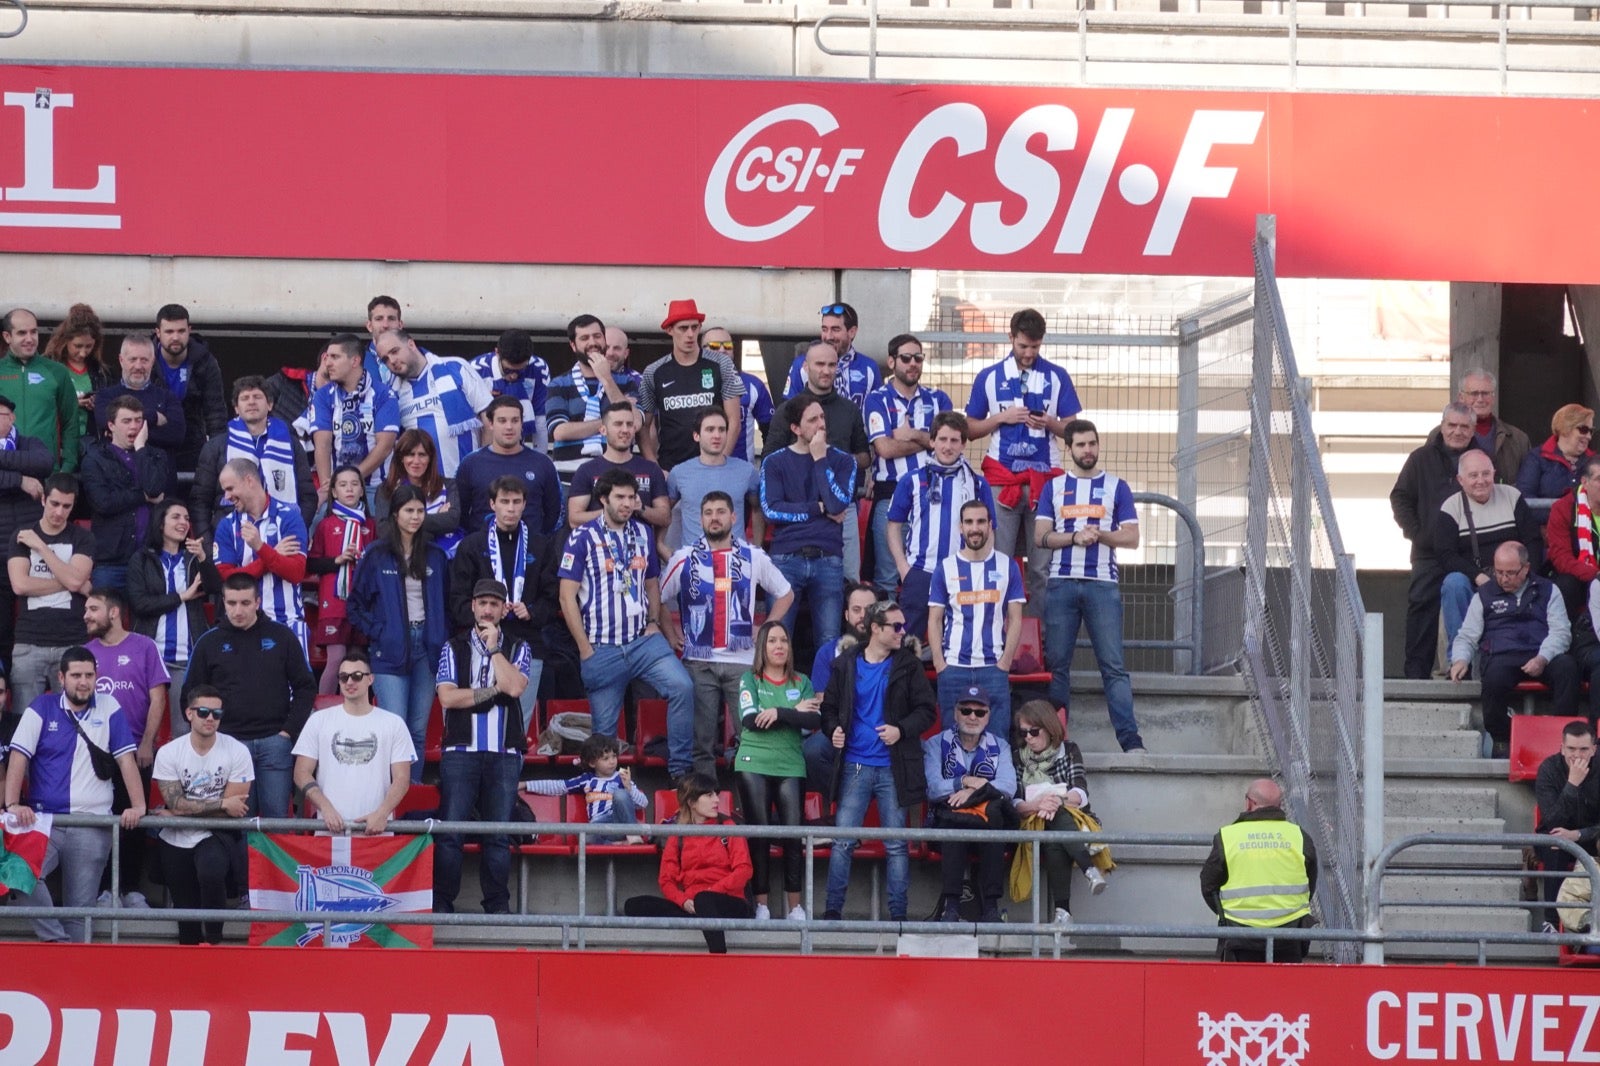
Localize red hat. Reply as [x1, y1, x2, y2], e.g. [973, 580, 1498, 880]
[661, 299, 707, 330]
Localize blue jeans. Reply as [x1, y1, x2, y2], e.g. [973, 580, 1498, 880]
[580, 632, 694, 777]
[937, 664, 1013, 740]
[243, 733, 294, 818]
[18, 824, 110, 943]
[435, 750, 521, 913]
[1440, 571, 1476, 650]
[869, 498, 900, 594]
[774, 552, 844, 664]
[591, 790, 640, 844]
[1044, 578, 1143, 751]
[899, 568, 932, 645]
[372, 624, 437, 784]
[824, 762, 909, 918]
[90, 563, 128, 593]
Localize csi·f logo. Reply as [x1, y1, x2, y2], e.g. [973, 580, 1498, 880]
[1, 87, 119, 229]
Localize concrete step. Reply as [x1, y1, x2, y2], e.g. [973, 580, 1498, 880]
[1382, 873, 1523, 905]
[1382, 785, 1501, 819]
[1383, 701, 1473, 732]
[1382, 904, 1531, 936]
[1386, 730, 1483, 760]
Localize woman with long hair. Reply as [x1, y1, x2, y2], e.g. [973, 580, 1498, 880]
[733, 620, 820, 921]
[347, 484, 451, 782]
[43, 302, 110, 446]
[1011, 699, 1109, 927]
[126, 499, 221, 736]
[378, 428, 461, 554]
[623, 774, 752, 953]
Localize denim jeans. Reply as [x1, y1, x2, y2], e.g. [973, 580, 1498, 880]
[1440, 571, 1477, 651]
[580, 632, 694, 777]
[773, 552, 844, 666]
[17, 823, 111, 943]
[824, 762, 909, 918]
[372, 624, 436, 784]
[1044, 577, 1143, 751]
[165, 662, 190, 737]
[520, 658, 545, 741]
[243, 733, 295, 818]
[435, 750, 522, 913]
[869, 497, 900, 594]
[591, 789, 640, 844]
[90, 563, 129, 593]
[937, 664, 1013, 740]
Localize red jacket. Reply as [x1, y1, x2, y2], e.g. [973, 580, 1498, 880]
[658, 817, 752, 907]
[309, 511, 376, 620]
[1544, 489, 1597, 583]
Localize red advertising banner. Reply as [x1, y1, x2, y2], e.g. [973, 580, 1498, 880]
[0, 66, 1595, 283]
[2, 945, 1598, 1064]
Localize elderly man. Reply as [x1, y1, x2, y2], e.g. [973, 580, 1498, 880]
[1200, 778, 1316, 963]
[922, 686, 1017, 923]
[1391, 402, 1478, 679]
[1458, 368, 1530, 485]
[1434, 449, 1540, 652]
[1449, 541, 1578, 758]
[93, 334, 186, 453]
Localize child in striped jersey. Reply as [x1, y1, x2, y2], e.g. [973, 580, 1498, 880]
[521, 734, 648, 843]
[308, 466, 376, 694]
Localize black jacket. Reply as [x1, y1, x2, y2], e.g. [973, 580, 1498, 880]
[79, 440, 172, 566]
[449, 526, 560, 657]
[1390, 434, 1472, 561]
[126, 546, 221, 652]
[820, 645, 936, 808]
[156, 334, 228, 467]
[0, 433, 52, 552]
[1535, 752, 1600, 850]
[189, 422, 318, 537]
[184, 614, 316, 742]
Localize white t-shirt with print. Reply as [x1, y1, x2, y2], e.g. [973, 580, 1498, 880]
[152, 732, 255, 849]
[291, 705, 415, 822]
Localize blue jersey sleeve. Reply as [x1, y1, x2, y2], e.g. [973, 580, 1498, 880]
[886, 475, 915, 523]
[863, 391, 891, 444]
[373, 385, 401, 434]
[1051, 366, 1083, 420]
[964, 366, 994, 420]
[929, 562, 950, 608]
[557, 529, 590, 582]
[1112, 478, 1138, 527]
[311, 385, 336, 433]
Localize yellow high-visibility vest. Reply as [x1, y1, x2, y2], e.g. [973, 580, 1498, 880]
[1217, 819, 1311, 927]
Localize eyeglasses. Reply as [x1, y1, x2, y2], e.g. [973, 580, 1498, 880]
[1462, 390, 1494, 399]
[188, 706, 224, 720]
[819, 303, 847, 317]
[1493, 567, 1528, 579]
[956, 705, 989, 717]
[704, 341, 734, 352]
[1021, 727, 1044, 738]
[337, 670, 370, 684]
[897, 352, 925, 364]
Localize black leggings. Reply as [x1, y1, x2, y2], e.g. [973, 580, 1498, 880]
[160, 835, 232, 945]
[735, 772, 804, 897]
[623, 891, 753, 953]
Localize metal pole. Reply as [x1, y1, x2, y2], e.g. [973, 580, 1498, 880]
[1290, 377, 1312, 774]
[1174, 315, 1200, 675]
[1362, 611, 1386, 965]
[868, 0, 879, 81]
[1246, 216, 1276, 623]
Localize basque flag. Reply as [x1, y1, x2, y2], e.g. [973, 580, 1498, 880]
[248, 831, 433, 948]
[0, 812, 50, 896]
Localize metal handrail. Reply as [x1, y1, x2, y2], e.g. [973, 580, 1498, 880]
[1129, 490, 1204, 674]
[19, 813, 1598, 961]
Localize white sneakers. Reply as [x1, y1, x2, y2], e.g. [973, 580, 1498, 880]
[1086, 866, 1108, 895]
[787, 905, 807, 921]
[98, 890, 150, 909]
[754, 903, 772, 920]
[755, 903, 808, 921]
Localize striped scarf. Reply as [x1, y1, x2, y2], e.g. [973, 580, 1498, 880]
[329, 501, 370, 599]
[226, 416, 298, 510]
[487, 519, 528, 604]
[157, 550, 190, 664]
[0, 427, 16, 451]
[679, 540, 754, 659]
[940, 729, 1003, 783]
[1578, 486, 1597, 570]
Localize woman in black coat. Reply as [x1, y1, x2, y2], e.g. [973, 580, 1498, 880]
[127, 498, 221, 734]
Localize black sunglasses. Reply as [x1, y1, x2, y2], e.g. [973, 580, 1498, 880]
[1021, 727, 1044, 738]
[956, 705, 989, 717]
[337, 670, 370, 684]
[188, 706, 224, 720]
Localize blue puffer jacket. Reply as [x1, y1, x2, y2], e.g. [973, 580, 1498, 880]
[1516, 436, 1593, 502]
[346, 540, 452, 676]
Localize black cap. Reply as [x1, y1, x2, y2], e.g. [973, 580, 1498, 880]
[0, 395, 17, 412]
[472, 579, 509, 601]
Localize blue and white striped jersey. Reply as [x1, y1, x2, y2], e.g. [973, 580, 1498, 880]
[436, 633, 535, 755]
[1038, 471, 1138, 582]
[470, 351, 551, 444]
[391, 354, 494, 478]
[863, 382, 953, 486]
[213, 497, 310, 630]
[11, 693, 134, 815]
[930, 551, 1025, 669]
[886, 462, 996, 574]
[558, 517, 660, 646]
[964, 354, 1081, 470]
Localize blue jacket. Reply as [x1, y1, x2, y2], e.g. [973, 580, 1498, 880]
[1516, 436, 1592, 502]
[346, 541, 452, 676]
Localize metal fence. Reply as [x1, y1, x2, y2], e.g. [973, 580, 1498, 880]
[1233, 215, 1369, 963]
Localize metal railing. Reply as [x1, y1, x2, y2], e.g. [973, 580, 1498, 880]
[17, 813, 1600, 961]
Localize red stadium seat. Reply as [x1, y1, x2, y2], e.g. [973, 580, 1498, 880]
[653, 788, 736, 823]
[634, 698, 668, 768]
[1509, 715, 1585, 782]
[565, 794, 654, 856]
[422, 698, 443, 762]
[1014, 616, 1045, 675]
[312, 693, 342, 711]
[393, 783, 440, 818]
[515, 792, 575, 857]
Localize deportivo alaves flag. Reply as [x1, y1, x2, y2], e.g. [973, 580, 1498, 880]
[248, 831, 434, 948]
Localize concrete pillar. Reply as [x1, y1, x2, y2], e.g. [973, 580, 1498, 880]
[840, 269, 913, 382]
[1566, 285, 1600, 413]
[1449, 281, 1502, 390]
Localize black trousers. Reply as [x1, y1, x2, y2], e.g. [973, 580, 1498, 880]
[1480, 651, 1580, 741]
[624, 891, 752, 953]
[1404, 559, 1445, 679]
[1218, 916, 1311, 962]
[159, 835, 232, 945]
[734, 772, 804, 897]
[939, 838, 1008, 903]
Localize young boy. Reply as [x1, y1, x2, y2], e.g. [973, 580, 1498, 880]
[522, 734, 648, 843]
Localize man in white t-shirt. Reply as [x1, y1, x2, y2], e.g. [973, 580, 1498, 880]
[152, 684, 253, 945]
[292, 648, 414, 834]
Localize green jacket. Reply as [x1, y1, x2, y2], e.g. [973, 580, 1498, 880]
[0, 352, 80, 472]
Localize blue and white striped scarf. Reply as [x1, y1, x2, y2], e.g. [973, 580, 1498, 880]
[940, 729, 1003, 783]
[226, 416, 298, 510]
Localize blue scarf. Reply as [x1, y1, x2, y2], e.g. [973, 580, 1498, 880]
[329, 500, 369, 599]
[226, 416, 298, 508]
[487, 519, 528, 604]
[0, 427, 16, 451]
[940, 729, 1003, 783]
[333, 372, 376, 467]
[679, 540, 755, 659]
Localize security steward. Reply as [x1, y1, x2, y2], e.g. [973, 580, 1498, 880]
[1199, 778, 1317, 962]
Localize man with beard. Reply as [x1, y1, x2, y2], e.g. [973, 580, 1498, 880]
[1036, 419, 1145, 754]
[885, 412, 995, 644]
[152, 304, 227, 476]
[803, 582, 878, 795]
[929, 500, 1024, 740]
[783, 302, 881, 412]
[662, 490, 793, 778]
[864, 333, 951, 595]
[548, 314, 642, 479]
